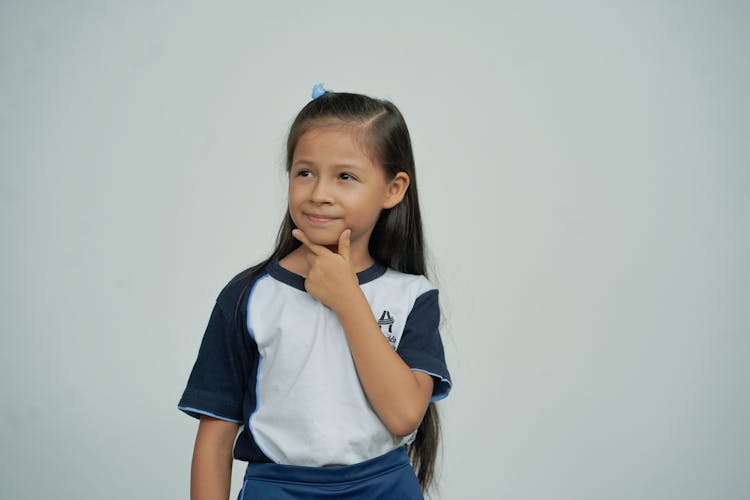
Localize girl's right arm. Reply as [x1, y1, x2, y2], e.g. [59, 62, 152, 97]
[191, 415, 239, 500]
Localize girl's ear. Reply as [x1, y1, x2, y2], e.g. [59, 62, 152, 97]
[383, 172, 410, 209]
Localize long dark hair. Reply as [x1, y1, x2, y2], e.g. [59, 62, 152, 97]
[232, 90, 441, 491]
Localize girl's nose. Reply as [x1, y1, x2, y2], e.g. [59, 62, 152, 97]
[311, 179, 334, 204]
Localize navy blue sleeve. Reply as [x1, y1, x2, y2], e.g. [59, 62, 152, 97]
[177, 292, 253, 423]
[396, 289, 452, 401]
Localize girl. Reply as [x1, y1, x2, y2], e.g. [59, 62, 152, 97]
[178, 84, 452, 499]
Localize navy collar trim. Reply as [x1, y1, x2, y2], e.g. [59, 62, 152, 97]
[266, 258, 387, 292]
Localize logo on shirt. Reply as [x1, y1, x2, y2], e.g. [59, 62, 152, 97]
[378, 310, 397, 347]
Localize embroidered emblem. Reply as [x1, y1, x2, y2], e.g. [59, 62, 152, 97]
[378, 310, 397, 347]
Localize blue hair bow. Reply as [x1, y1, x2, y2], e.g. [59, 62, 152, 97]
[311, 83, 329, 99]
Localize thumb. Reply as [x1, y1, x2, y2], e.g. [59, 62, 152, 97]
[338, 229, 351, 261]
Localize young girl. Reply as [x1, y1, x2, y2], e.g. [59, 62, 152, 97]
[178, 84, 452, 499]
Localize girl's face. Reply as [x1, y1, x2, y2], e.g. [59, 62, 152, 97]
[288, 124, 408, 257]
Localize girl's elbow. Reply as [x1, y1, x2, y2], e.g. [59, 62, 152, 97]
[386, 411, 424, 437]
[388, 422, 417, 438]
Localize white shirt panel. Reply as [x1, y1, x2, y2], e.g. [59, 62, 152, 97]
[247, 273, 431, 466]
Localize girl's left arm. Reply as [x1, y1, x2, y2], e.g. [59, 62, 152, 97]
[334, 287, 435, 436]
[293, 229, 434, 437]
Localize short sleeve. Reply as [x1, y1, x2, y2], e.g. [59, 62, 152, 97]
[177, 296, 253, 423]
[396, 289, 452, 401]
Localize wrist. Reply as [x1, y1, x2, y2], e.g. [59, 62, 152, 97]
[331, 285, 367, 318]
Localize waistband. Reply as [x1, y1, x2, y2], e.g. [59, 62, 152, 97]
[243, 446, 411, 485]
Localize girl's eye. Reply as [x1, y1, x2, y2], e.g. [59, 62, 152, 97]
[297, 170, 312, 177]
[340, 173, 355, 181]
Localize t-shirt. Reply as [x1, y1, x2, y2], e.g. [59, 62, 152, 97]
[178, 258, 452, 466]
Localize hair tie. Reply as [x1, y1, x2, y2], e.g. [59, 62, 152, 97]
[311, 83, 329, 100]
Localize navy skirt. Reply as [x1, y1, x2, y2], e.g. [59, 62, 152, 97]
[238, 447, 423, 500]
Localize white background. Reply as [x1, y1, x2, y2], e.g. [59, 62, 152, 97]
[1, 1, 748, 499]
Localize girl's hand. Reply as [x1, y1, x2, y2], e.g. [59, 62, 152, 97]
[292, 228, 360, 311]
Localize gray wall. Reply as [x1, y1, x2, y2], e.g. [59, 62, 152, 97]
[1, 1, 748, 499]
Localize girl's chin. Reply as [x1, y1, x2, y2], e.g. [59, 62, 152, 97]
[298, 235, 339, 248]
[298, 227, 343, 245]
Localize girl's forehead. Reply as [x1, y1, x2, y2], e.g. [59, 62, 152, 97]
[294, 124, 377, 164]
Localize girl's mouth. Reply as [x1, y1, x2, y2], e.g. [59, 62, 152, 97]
[305, 214, 340, 224]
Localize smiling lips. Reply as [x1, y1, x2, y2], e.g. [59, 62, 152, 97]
[305, 213, 340, 225]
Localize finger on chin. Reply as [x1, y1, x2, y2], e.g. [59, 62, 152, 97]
[338, 229, 351, 257]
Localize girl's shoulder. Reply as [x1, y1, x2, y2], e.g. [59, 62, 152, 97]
[378, 268, 437, 296]
[214, 261, 269, 309]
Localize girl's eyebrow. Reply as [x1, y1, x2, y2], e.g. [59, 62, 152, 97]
[291, 159, 315, 168]
[292, 159, 367, 171]
[335, 163, 366, 171]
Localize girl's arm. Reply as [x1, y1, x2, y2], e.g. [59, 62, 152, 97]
[293, 229, 434, 437]
[335, 287, 435, 436]
[191, 415, 239, 500]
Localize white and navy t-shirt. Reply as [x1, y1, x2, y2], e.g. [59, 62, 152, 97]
[178, 259, 452, 467]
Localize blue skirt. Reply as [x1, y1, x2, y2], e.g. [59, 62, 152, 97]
[238, 446, 423, 500]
